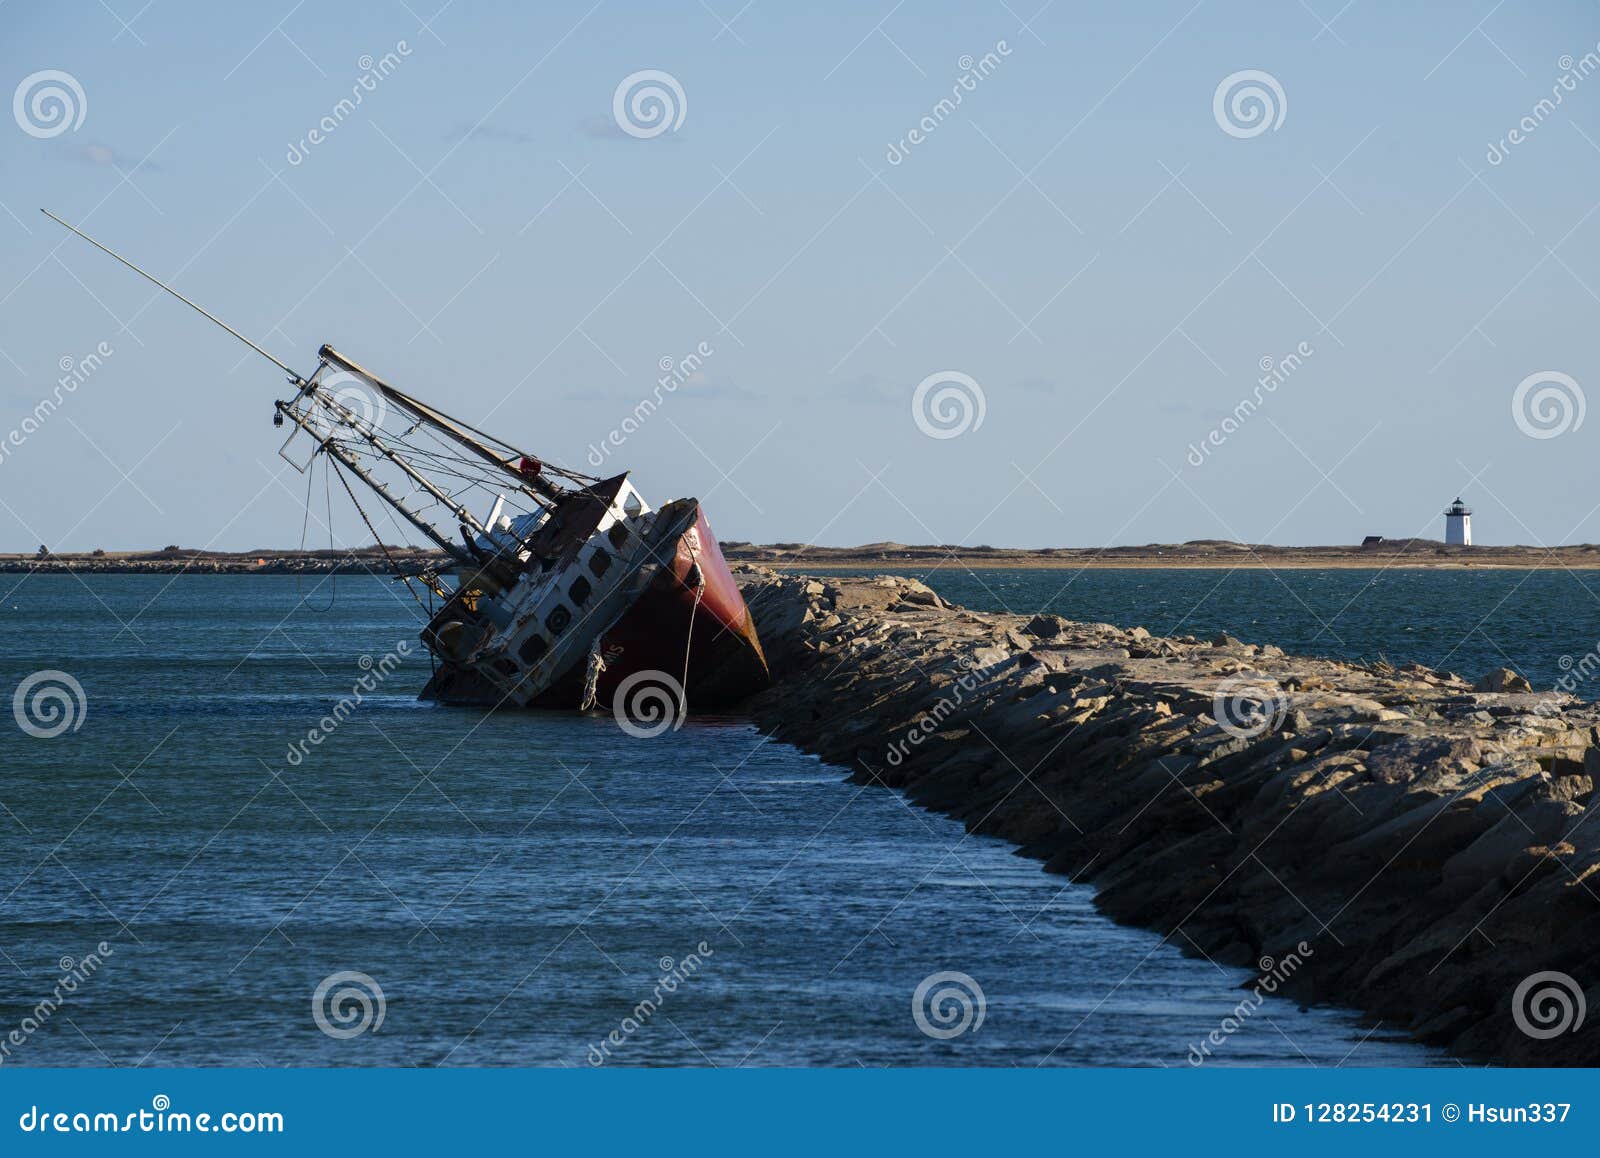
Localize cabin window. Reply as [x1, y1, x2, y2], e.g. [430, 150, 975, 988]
[588, 550, 612, 579]
[493, 658, 519, 677]
[569, 576, 592, 606]
[608, 521, 630, 550]
[544, 606, 572, 635]
[518, 635, 549, 664]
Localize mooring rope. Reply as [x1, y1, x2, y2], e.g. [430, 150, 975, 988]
[678, 540, 705, 720]
[579, 635, 607, 712]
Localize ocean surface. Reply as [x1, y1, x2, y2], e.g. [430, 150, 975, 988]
[0, 571, 1493, 1068]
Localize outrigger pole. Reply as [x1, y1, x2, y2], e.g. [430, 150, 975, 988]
[40, 209, 303, 382]
[39, 208, 475, 560]
[41, 209, 569, 513]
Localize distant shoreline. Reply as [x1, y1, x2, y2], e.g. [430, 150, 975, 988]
[5, 538, 1600, 573]
[726, 538, 1600, 570]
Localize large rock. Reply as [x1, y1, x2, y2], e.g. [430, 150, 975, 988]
[1476, 666, 1534, 693]
[1022, 614, 1066, 639]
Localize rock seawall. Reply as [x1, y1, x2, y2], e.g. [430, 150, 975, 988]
[736, 568, 1600, 1065]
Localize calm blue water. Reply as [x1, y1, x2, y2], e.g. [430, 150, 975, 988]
[0, 574, 1445, 1067]
[821, 566, 1600, 697]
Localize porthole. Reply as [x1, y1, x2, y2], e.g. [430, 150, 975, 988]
[518, 635, 549, 664]
[569, 576, 592, 606]
[588, 550, 612, 579]
[545, 606, 572, 635]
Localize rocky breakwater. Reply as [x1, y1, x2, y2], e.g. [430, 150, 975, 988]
[736, 567, 1600, 1064]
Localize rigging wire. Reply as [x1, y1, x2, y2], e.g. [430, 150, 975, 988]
[294, 450, 339, 613]
[327, 456, 432, 612]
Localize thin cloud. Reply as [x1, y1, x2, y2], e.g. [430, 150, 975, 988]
[446, 122, 537, 146]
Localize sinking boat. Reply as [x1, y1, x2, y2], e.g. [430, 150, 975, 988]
[46, 211, 768, 718]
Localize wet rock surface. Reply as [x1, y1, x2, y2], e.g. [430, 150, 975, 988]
[736, 567, 1600, 1065]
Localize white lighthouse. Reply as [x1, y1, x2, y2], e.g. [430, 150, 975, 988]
[1444, 497, 1472, 546]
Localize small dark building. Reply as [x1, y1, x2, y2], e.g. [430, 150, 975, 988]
[1361, 535, 1385, 548]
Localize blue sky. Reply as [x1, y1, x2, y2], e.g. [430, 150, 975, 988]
[1, 0, 1597, 550]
